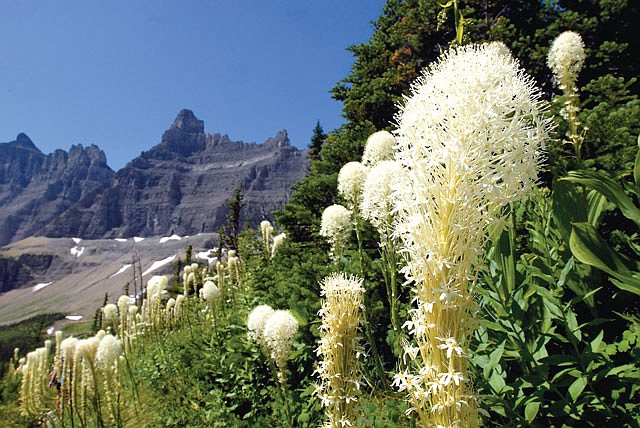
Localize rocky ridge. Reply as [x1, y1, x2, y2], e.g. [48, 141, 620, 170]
[0, 134, 114, 245]
[0, 109, 309, 244]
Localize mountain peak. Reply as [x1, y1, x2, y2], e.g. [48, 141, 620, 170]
[171, 109, 204, 134]
[264, 129, 290, 149]
[15, 133, 38, 150]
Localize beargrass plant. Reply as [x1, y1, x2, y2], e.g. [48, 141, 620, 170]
[247, 305, 299, 427]
[261, 220, 275, 259]
[548, 31, 587, 164]
[361, 130, 396, 167]
[320, 204, 352, 266]
[360, 159, 405, 339]
[391, 42, 549, 427]
[314, 273, 366, 428]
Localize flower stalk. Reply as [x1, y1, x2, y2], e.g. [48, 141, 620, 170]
[391, 42, 549, 427]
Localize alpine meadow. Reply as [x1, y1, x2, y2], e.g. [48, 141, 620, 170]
[1, 1, 639, 427]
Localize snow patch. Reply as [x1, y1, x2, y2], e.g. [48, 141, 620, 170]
[159, 234, 182, 244]
[133, 237, 145, 243]
[142, 256, 176, 276]
[72, 237, 82, 244]
[47, 326, 55, 335]
[32, 282, 52, 292]
[109, 264, 132, 278]
[70, 246, 85, 257]
[65, 315, 83, 321]
[114, 238, 128, 242]
[197, 249, 219, 265]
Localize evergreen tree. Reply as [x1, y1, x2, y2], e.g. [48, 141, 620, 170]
[279, 0, 639, 245]
[223, 187, 245, 251]
[308, 121, 327, 162]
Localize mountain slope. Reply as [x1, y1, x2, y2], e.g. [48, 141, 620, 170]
[0, 110, 309, 244]
[0, 133, 115, 246]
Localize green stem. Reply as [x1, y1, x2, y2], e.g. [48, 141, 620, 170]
[353, 211, 389, 389]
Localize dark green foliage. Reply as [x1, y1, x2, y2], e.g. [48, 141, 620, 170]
[308, 121, 327, 163]
[185, 245, 193, 265]
[0, 313, 64, 375]
[474, 179, 640, 426]
[580, 76, 640, 173]
[134, 309, 280, 426]
[222, 187, 246, 251]
[274, 173, 337, 245]
[93, 292, 109, 332]
[276, 122, 375, 245]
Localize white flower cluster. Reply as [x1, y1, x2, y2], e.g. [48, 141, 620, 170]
[20, 270, 191, 422]
[361, 130, 396, 167]
[201, 280, 220, 304]
[391, 42, 549, 426]
[182, 263, 200, 296]
[102, 303, 118, 327]
[271, 232, 286, 258]
[394, 42, 548, 288]
[314, 273, 365, 427]
[360, 160, 404, 233]
[337, 161, 368, 208]
[320, 130, 399, 257]
[320, 204, 352, 259]
[19, 345, 49, 415]
[261, 220, 286, 258]
[96, 334, 122, 369]
[261, 220, 274, 245]
[142, 275, 169, 329]
[263, 310, 299, 381]
[547, 31, 585, 91]
[247, 305, 299, 383]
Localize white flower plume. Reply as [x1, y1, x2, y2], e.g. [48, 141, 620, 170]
[360, 160, 404, 233]
[362, 130, 396, 167]
[394, 42, 549, 282]
[391, 42, 550, 426]
[547, 31, 585, 90]
[319, 204, 352, 259]
[337, 161, 367, 208]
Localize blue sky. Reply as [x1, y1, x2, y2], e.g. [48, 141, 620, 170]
[0, 1, 385, 170]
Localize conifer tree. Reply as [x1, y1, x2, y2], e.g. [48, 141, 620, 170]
[308, 121, 327, 162]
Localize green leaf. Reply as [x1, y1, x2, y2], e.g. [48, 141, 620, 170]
[484, 341, 505, 378]
[586, 189, 606, 226]
[563, 170, 640, 227]
[570, 222, 640, 296]
[488, 371, 506, 393]
[568, 376, 587, 401]
[590, 330, 605, 353]
[525, 400, 541, 423]
[539, 354, 578, 366]
[553, 179, 589, 243]
[610, 278, 640, 296]
[288, 306, 308, 327]
[596, 364, 637, 380]
[557, 256, 574, 288]
[565, 307, 582, 342]
[551, 367, 581, 383]
[634, 135, 640, 189]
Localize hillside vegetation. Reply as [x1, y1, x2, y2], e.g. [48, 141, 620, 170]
[2, 1, 639, 427]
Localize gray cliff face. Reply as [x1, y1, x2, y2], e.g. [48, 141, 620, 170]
[0, 134, 115, 246]
[38, 109, 309, 239]
[0, 253, 60, 294]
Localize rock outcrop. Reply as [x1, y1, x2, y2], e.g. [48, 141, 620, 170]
[1, 110, 308, 244]
[0, 134, 115, 245]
